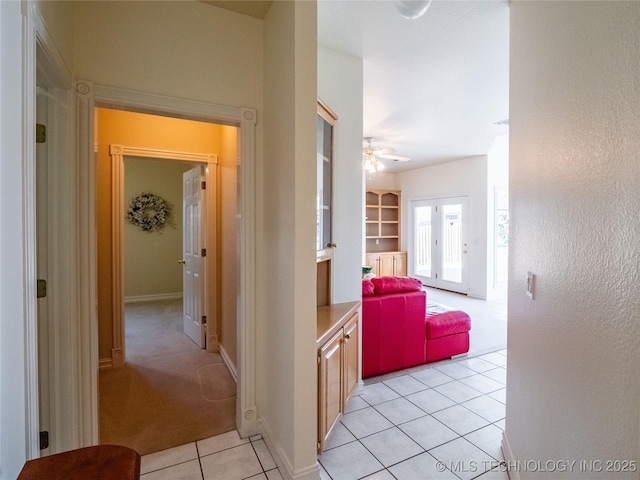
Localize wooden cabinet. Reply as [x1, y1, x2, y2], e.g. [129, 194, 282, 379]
[317, 101, 337, 256]
[342, 314, 359, 404]
[318, 329, 343, 447]
[317, 302, 360, 453]
[365, 190, 401, 253]
[365, 189, 407, 276]
[366, 252, 407, 277]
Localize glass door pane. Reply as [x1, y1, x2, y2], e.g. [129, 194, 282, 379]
[441, 203, 462, 283]
[413, 204, 433, 279]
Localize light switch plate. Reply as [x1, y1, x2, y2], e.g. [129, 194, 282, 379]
[526, 271, 535, 299]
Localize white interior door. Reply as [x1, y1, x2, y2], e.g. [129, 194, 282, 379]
[182, 166, 206, 348]
[410, 196, 469, 294]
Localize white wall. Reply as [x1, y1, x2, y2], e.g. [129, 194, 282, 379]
[365, 171, 398, 191]
[260, 2, 318, 478]
[35, 0, 75, 73]
[74, 1, 263, 110]
[507, 2, 640, 477]
[318, 46, 363, 304]
[397, 156, 488, 298]
[0, 3, 32, 476]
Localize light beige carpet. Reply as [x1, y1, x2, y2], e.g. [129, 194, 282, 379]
[99, 299, 236, 456]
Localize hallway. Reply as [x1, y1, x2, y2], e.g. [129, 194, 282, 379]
[99, 300, 236, 455]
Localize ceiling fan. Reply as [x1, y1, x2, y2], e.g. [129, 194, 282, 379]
[363, 137, 410, 172]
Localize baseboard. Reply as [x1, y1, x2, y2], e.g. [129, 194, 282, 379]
[219, 344, 238, 383]
[501, 431, 520, 480]
[124, 293, 183, 303]
[258, 418, 320, 480]
[467, 292, 487, 300]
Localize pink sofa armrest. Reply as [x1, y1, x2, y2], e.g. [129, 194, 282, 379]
[362, 289, 427, 378]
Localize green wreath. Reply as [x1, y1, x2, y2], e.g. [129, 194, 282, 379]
[127, 192, 169, 232]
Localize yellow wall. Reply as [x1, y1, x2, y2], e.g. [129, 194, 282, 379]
[219, 126, 238, 364]
[124, 158, 193, 299]
[96, 107, 225, 361]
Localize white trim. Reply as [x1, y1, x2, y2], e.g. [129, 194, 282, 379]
[258, 418, 320, 480]
[237, 107, 258, 437]
[124, 293, 183, 304]
[76, 83, 258, 442]
[75, 81, 100, 447]
[501, 431, 520, 480]
[22, 8, 41, 459]
[219, 344, 238, 383]
[29, 2, 73, 87]
[109, 144, 218, 368]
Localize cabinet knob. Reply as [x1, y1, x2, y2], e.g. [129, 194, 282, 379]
[344, 333, 351, 340]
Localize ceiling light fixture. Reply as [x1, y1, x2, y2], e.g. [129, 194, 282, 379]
[363, 137, 386, 172]
[363, 150, 386, 172]
[395, 0, 432, 20]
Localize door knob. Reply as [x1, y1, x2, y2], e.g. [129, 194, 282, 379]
[178, 259, 186, 264]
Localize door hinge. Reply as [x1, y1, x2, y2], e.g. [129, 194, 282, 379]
[37, 279, 47, 299]
[201, 248, 207, 257]
[36, 124, 46, 144]
[317, 353, 321, 365]
[40, 431, 49, 450]
[201, 315, 207, 325]
[317, 441, 322, 453]
[201, 181, 206, 190]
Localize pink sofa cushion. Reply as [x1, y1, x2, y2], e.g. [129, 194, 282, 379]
[371, 276, 422, 295]
[362, 280, 375, 296]
[425, 307, 471, 339]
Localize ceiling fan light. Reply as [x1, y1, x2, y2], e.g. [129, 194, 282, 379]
[395, 0, 432, 20]
[363, 154, 376, 172]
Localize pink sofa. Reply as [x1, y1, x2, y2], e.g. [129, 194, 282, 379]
[362, 276, 471, 378]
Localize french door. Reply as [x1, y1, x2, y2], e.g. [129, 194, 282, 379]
[410, 196, 469, 294]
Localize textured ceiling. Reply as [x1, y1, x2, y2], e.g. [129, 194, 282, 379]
[318, 0, 509, 172]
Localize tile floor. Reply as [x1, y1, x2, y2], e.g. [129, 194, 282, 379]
[140, 350, 508, 480]
[318, 350, 509, 480]
[140, 430, 282, 480]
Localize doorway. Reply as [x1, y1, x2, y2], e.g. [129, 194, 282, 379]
[410, 196, 470, 294]
[74, 83, 258, 446]
[98, 108, 222, 368]
[96, 107, 239, 454]
[123, 158, 205, 349]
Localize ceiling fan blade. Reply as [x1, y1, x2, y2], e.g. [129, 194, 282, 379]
[372, 148, 392, 155]
[379, 153, 410, 162]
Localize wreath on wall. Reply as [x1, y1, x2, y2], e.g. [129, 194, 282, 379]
[127, 192, 169, 232]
